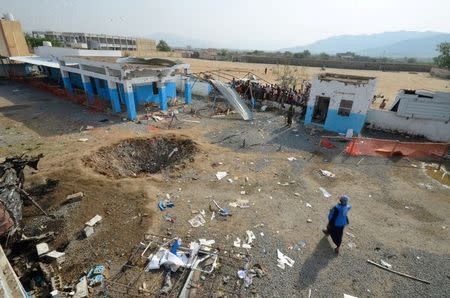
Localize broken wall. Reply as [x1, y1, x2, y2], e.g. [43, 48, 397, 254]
[366, 109, 450, 142]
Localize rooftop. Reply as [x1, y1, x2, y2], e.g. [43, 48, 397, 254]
[318, 73, 376, 84]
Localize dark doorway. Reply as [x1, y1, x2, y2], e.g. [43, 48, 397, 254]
[312, 96, 330, 124]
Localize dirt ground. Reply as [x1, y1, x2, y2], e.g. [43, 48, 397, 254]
[183, 58, 450, 108]
[0, 78, 449, 297]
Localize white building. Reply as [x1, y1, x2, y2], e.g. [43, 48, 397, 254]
[366, 89, 450, 142]
[304, 73, 377, 135]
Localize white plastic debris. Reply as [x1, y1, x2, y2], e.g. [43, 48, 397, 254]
[277, 249, 295, 269]
[344, 294, 358, 298]
[227, 178, 233, 183]
[36, 242, 50, 256]
[294, 193, 300, 197]
[210, 211, 215, 221]
[380, 259, 392, 269]
[233, 238, 242, 248]
[188, 214, 206, 228]
[85, 215, 102, 227]
[240, 190, 246, 195]
[246, 230, 256, 244]
[287, 157, 297, 161]
[319, 169, 335, 178]
[229, 199, 250, 208]
[215, 171, 227, 180]
[345, 128, 354, 138]
[306, 203, 312, 208]
[319, 187, 332, 198]
[78, 138, 89, 142]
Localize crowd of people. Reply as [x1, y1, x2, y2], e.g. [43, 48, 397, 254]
[230, 78, 311, 112]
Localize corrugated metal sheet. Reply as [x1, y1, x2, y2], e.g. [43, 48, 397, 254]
[397, 92, 450, 121]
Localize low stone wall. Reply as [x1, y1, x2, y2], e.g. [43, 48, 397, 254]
[430, 67, 450, 79]
[235, 56, 432, 72]
[366, 109, 450, 142]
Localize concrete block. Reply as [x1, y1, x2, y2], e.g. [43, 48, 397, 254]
[83, 226, 94, 238]
[73, 276, 89, 298]
[85, 215, 102, 227]
[45, 250, 66, 265]
[36, 242, 50, 256]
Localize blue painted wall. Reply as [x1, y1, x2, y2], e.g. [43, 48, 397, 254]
[133, 82, 177, 105]
[47, 67, 62, 83]
[69, 73, 84, 89]
[323, 110, 367, 134]
[133, 84, 158, 104]
[93, 78, 109, 100]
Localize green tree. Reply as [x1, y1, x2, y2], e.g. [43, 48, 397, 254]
[25, 34, 62, 48]
[156, 40, 171, 52]
[293, 50, 311, 59]
[434, 42, 450, 69]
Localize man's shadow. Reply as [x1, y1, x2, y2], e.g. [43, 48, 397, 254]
[296, 236, 337, 291]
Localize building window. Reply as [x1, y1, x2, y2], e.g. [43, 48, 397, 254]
[338, 100, 353, 116]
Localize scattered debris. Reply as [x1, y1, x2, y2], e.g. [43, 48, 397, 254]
[319, 169, 335, 178]
[83, 226, 94, 238]
[45, 250, 66, 265]
[85, 214, 102, 227]
[61, 192, 84, 206]
[188, 214, 206, 228]
[78, 138, 89, 142]
[287, 157, 297, 161]
[294, 192, 300, 197]
[229, 199, 250, 208]
[307, 219, 312, 223]
[36, 242, 50, 256]
[87, 265, 108, 287]
[346, 232, 355, 238]
[163, 214, 176, 223]
[212, 200, 231, 216]
[344, 294, 358, 298]
[366, 259, 431, 284]
[418, 183, 433, 190]
[380, 259, 392, 269]
[319, 187, 332, 198]
[277, 249, 295, 269]
[159, 200, 175, 211]
[320, 138, 336, 149]
[306, 203, 312, 208]
[215, 171, 228, 180]
[347, 242, 356, 249]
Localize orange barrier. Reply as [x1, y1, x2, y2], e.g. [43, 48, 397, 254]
[345, 137, 449, 159]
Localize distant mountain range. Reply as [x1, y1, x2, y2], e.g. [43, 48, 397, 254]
[282, 31, 450, 59]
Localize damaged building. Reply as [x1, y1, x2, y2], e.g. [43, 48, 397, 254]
[8, 45, 193, 120]
[366, 89, 450, 142]
[304, 73, 377, 135]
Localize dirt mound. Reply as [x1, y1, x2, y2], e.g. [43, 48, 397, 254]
[85, 136, 197, 178]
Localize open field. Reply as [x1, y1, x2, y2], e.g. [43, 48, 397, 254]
[0, 78, 449, 297]
[184, 58, 450, 108]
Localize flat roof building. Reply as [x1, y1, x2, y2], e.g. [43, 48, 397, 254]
[32, 30, 156, 53]
[305, 73, 377, 135]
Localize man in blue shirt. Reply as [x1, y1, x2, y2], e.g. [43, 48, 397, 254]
[322, 195, 352, 254]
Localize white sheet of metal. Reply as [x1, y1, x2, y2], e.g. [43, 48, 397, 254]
[9, 55, 61, 68]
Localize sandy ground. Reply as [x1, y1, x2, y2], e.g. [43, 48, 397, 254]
[0, 80, 449, 297]
[183, 58, 450, 108]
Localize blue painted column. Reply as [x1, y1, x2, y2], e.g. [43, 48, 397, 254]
[60, 69, 73, 94]
[123, 82, 137, 120]
[184, 80, 192, 105]
[107, 80, 122, 113]
[81, 74, 95, 104]
[158, 83, 167, 111]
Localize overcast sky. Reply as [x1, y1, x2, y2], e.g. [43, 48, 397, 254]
[2, 0, 450, 50]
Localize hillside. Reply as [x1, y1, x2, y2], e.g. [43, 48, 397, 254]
[283, 31, 450, 58]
